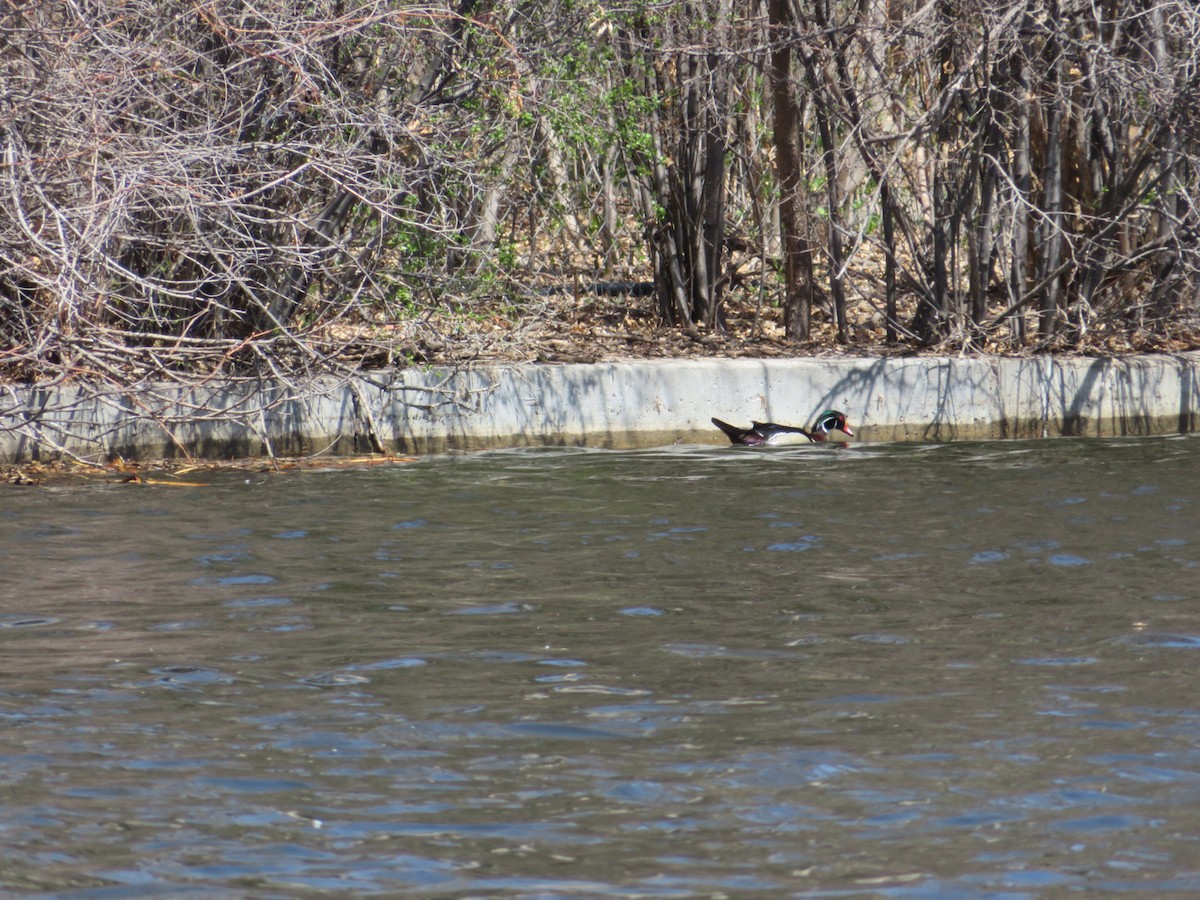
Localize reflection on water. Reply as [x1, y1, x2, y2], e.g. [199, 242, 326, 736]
[3, 437, 1200, 895]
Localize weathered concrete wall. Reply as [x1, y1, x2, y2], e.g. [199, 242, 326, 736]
[2, 352, 1198, 462]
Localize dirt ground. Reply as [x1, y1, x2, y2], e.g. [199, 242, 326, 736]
[375, 286, 1200, 373]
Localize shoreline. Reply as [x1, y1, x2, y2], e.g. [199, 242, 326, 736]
[2, 352, 1198, 464]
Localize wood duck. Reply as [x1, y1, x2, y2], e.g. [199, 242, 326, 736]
[711, 410, 854, 446]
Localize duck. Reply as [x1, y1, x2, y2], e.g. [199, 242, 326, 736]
[711, 410, 854, 446]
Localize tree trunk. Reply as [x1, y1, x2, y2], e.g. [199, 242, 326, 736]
[1037, 6, 1065, 338]
[1008, 29, 1032, 344]
[768, 0, 814, 339]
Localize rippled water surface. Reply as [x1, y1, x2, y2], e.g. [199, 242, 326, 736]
[4, 437, 1200, 897]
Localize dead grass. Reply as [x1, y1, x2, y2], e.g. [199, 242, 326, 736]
[325, 270, 1200, 370]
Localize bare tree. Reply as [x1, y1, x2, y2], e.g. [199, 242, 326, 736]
[3, 0, 1200, 459]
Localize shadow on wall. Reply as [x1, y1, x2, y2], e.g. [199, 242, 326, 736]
[817, 356, 1026, 442]
[1054, 355, 1196, 438]
[1181, 361, 1199, 434]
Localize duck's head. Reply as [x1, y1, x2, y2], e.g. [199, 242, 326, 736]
[811, 410, 853, 442]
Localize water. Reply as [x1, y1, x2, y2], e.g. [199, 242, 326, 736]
[3, 437, 1200, 897]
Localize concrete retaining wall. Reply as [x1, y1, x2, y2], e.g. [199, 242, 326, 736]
[2, 352, 1198, 462]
